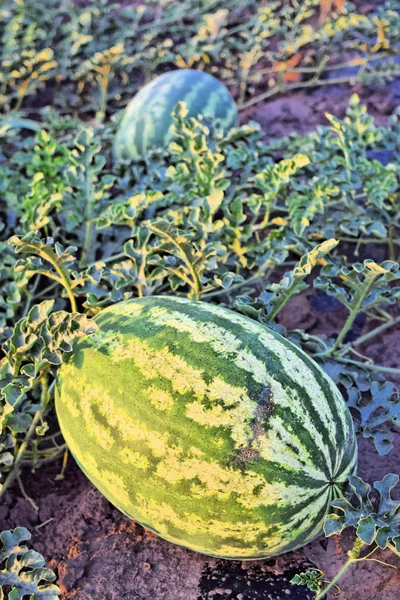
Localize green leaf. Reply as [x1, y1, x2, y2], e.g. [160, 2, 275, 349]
[236, 239, 338, 321]
[324, 474, 400, 552]
[347, 381, 400, 455]
[290, 569, 324, 593]
[0, 528, 60, 599]
[315, 259, 400, 313]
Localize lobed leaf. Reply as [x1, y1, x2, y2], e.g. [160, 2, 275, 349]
[0, 528, 60, 599]
[324, 474, 400, 551]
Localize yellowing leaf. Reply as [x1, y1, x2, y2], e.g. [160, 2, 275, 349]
[365, 261, 388, 275]
[271, 217, 287, 226]
[206, 188, 224, 216]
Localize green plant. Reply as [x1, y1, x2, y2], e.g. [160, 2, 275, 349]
[0, 526, 61, 598]
[290, 569, 327, 595]
[0, 0, 400, 589]
[292, 474, 400, 599]
[0, 297, 96, 498]
[1, 99, 400, 515]
[1, 0, 399, 116]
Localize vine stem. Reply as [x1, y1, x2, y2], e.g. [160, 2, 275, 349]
[21, 445, 67, 468]
[388, 225, 396, 261]
[17, 475, 38, 512]
[147, 223, 202, 300]
[0, 376, 51, 500]
[387, 542, 400, 558]
[354, 315, 400, 347]
[79, 151, 94, 267]
[268, 280, 303, 321]
[47, 261, 77, 313]
[315, 541, 399, 600]
[20, 243, 78, 312]
[315, 558, 355, 600]
[316, 539, 365, 600]
[202, 274, 263, 299]
[329, 268, 379, 355]
[22, 274, 41, 317]
[336, 357, 400, 376]
[238, 76, 356, 111]
[0, 412, 42, 498]
[336, 237, 400, 246]
[201, 265, 275, 299]
[88, 251, 126, 267]
[96, 65, 111, 122]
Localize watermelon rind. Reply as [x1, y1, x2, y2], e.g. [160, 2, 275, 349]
[55, 296, 357, 559]
[114, 69, 238, 160]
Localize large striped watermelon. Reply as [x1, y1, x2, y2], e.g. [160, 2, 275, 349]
[114, 69, 238, 160]
[55, 296, 357, 559]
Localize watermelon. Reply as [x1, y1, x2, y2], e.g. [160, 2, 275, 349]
[114, 69, 238, 160]
[55, 296, 357, 559]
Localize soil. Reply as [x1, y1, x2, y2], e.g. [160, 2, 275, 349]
[241, 85, 397, 140]
[2, 70, 400, 600]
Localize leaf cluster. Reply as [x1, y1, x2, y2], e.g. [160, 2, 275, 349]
[0, 527, 60, 599]
[0, 0, 399, 116]
[325, 473, 400, 553]
[1, 97, 400, 489]
[0, 2, 400, 596]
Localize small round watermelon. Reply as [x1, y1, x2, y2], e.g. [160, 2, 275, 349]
[55, 296, 357, 559]
[114, 69, 238, 160]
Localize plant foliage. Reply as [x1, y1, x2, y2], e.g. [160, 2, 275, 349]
[0, 527, 60, 599]
[325, 473, 400, 551]
[2, 92, 400, 496]
[1, 0, 400, 595]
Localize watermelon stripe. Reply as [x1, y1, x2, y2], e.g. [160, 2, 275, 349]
[133, 73, 184, 155]
[71, 339, 327, 494]
[139, 302, 338, 472]
[114, 69, 238, 160]
[157, 298, 354, 474]
[100, 313, 333, 477]
[56, 296, 357, 559]
[95, 297, 356, 482]
[63, 427, 334, 560]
